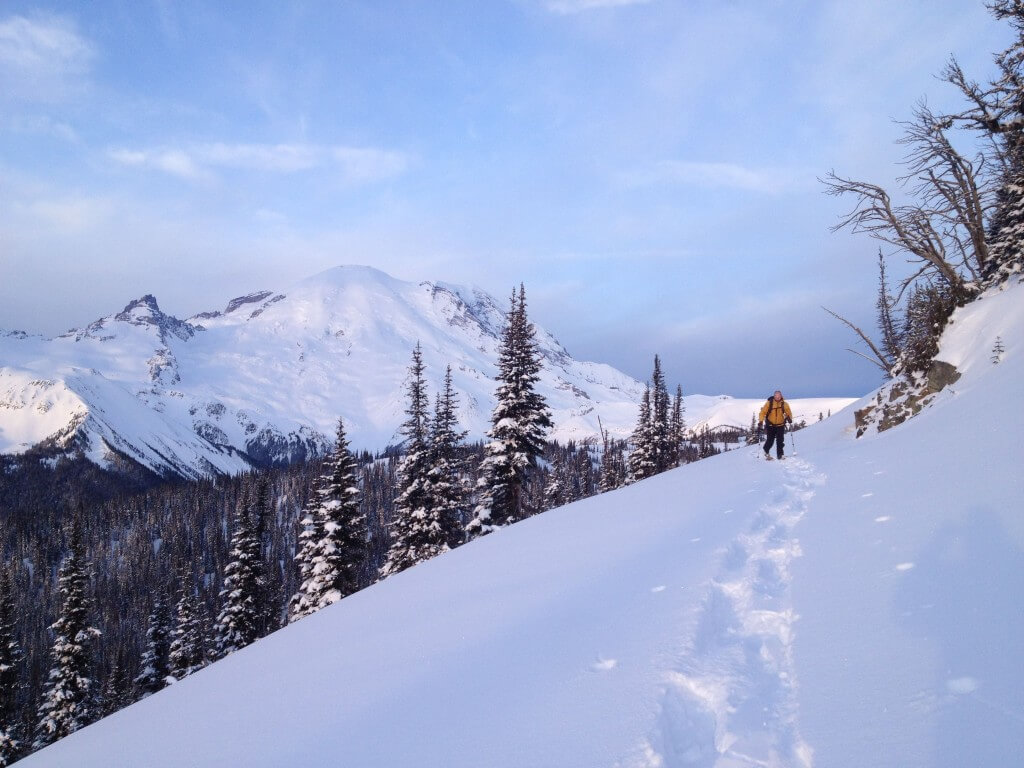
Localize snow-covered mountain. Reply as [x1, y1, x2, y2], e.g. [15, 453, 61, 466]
[0, 265, 854, 478]
[19, 282, 1024, 766]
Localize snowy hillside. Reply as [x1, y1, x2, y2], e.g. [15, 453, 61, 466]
[21, 284, 1023, 766]
[0, 265, 854, 478]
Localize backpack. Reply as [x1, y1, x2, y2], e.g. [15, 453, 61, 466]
[765, 396, 786, 423]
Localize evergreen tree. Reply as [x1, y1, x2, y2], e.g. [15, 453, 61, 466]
[99, 655, 130, 718]
[250, 476, 279, 637]
[213, 494, 262, 658]
[650, 356, 673, 471]
[290, 418, 367, 619]
[627, 385, 657, 483]
[381, 344, 441, 577]
[544, 454, 566, 510]
[875, 251, 901, 370]
[598, 433, 624, 493]
[34, 516, 100, 749]
[900, 282, 956, 373]
[565, 447, 584, 503]
[746, 412, 760, 445]
[133, 593, 172, 698]
[168, 576, 207, 681]
[961, 1, 1024, 284]
[669, 384, 686, 467]
[468, 286, 553, 536]
[428, 367, 469, 550]
[0, 567, 22, 767]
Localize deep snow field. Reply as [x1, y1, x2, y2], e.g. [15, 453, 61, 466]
[21, 281, 1024, 768]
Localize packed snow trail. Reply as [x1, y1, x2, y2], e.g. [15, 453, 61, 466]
[642, 455, 822, 768]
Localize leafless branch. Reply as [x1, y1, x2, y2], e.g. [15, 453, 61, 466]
[822, 306, 893, 373]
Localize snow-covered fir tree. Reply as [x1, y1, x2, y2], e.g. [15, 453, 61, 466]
[746, 412, 760, 446]
[468, 285, 553, 536]
[627, 385, 657, 483]
[168, 576, 207, 681]
[598, 434, 626, 493]
[564, 445, 587, 503]
[213, 493, 263, 658]
[34, 516, 100, 750]
[669, 384, 686, 469]
[0, 567, 22, 767]
[962, 1, 1024, 284]
[248, 477, 283, 638]
[0, 724, 15, 768]
[650, 355, 674, 472]
[382, 344, 446, 577]
[290, 417, 367, 619]
[133, 593, 172, 698]
[100, 655, 130, 718]
[428, 366, 469, 550]
[544, 454, 566, 510]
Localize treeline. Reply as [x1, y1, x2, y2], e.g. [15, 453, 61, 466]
[824, 1, 1024, 380]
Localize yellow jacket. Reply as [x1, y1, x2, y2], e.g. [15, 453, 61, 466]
[759, 398, 793, 427]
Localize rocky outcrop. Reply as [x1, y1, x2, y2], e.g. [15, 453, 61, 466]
[855, 360, 961, 437]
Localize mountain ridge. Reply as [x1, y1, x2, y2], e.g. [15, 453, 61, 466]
[0, 265, 855, 479]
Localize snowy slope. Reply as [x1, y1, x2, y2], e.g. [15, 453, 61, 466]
[0, 265, 854, 478]
[22, 281, 1023, 766]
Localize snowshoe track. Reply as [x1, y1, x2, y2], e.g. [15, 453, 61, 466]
[642, 457, 823, 767]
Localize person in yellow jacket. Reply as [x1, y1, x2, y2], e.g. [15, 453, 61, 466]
[758, 390, 793, 460]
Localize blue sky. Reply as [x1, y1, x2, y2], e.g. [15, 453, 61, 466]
[0, 0, 1008, 397]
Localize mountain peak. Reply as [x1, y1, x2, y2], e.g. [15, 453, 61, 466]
[111, 294, 195, 343]
[116, 294, 162, 321]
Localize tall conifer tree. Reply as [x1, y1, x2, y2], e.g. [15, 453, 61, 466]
[0, 567, 22, 766]
[133, 593, 172, 698]
[213, 494, 262, 658]
[381, 344, 433, 576]
[428, 366, 469, 550]
[35, 516, 100, 749]
[628, 385, 657, 483]
[468, 285, 552, 536]
[669, 384, 686, 468]
[290, 418, 366, 619]
[168, 572, 206, 680]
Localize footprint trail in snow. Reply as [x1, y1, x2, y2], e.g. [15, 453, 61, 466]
[642, 456, 824, 768]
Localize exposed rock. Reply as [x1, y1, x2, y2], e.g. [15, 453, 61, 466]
[225, 291, 274, 314]
[855, 359, 961, 437]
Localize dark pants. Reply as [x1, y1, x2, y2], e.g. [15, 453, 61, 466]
[763, 424, 785, 458]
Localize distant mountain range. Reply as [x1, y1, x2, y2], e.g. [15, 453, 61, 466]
[0, 265, 855, 478]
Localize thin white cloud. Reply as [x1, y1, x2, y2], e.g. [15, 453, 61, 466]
[331, 147, 410, 183]
[7, 114, 79, 142]
[546, 0, 654, 14]
[0, 14, 94, 102]
[108, 148, 211, 181]
[107, 143, 409, 183]
[201, 143, 319, 172]
[622, 160, 805, 194]
[24, 196, 114, 233]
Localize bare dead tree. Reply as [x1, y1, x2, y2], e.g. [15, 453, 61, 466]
[898, 102, 993, 282]
[821, 306, 893, 374]
[822, 169, 968, 293]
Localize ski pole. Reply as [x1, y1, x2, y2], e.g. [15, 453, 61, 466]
[790, 425, 797, 454]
